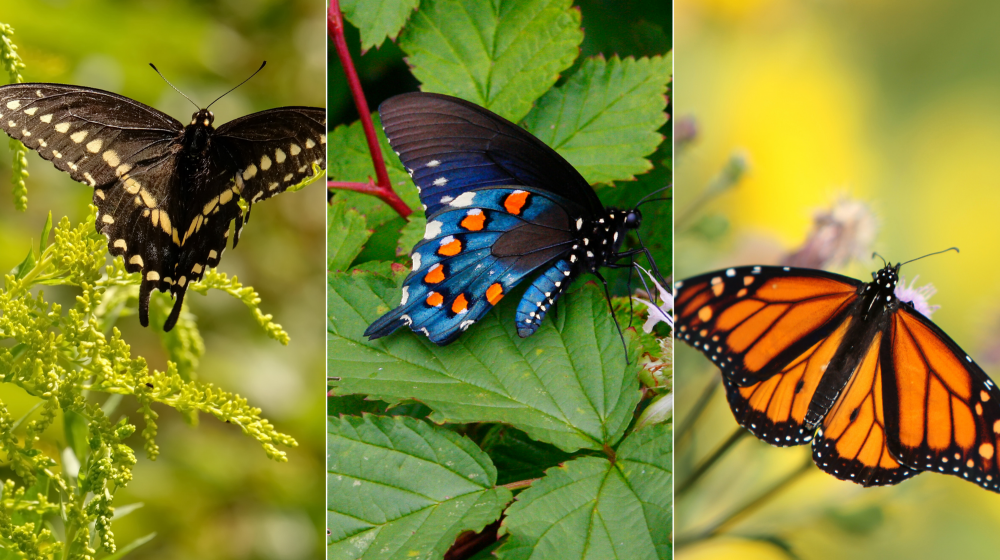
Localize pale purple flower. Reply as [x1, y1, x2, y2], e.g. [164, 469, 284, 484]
[895, 275, 940, 318]
[634, 265, 673, 332]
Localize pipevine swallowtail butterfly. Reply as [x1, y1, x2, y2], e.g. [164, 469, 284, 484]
[364, 92, 662, 346]
[0, 65, 326, 331]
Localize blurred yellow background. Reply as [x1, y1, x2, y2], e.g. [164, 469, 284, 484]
[676, 0, 1000, 558]
[0, 1, 326, 559]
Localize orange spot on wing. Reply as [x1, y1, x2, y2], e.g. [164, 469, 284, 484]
[504, 190, 530, 215]
[425, 263, 445, 284]
[452, 293, 469, 314]
[426, 292, 444, 307]
[486, 283, 504, 305]
[461, 210, 485, 231]
[439, 238, 462, 256]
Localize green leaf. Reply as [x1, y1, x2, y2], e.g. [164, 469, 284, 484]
[327, 415, 512, 559]
[9, 246, 35, 280]
[525, 55, 671, 185]
[328, 199, 372, 272]
[327, 267, 641, 452]
[327, 116, 419, 231]
[101, 532, 156, 560]
[497, 423, 672, 560]
[395, 214, 425, 258]
[341, 0, 421, 51]
[399, 0, 584, 122]
[39, 211, 52, 255]
[479, 425, 574, 486]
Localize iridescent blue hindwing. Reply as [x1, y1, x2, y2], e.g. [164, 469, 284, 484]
[364, 186, 576, 344]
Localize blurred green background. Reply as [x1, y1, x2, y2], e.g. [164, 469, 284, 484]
[676, 0, 1000, 558]
[0, 1, 326, 559]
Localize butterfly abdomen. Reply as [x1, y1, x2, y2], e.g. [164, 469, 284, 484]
[516, 259, 573, 337]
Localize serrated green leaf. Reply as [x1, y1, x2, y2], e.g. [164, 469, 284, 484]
[395, 214, 425, 257]
[328, 115, 419, 230]
[497, 423, 671, 560]
[479, 425, 574, 486]
[399, 0, 583, 122]
[525, 55, 671, 185]
[341, 0, 421, 51]
[328, 199, 372, 272]
[327, 268, 641, 453]
[327, 415, 512, 560]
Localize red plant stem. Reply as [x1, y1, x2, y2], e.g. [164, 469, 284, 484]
[327, 0, 412, 219]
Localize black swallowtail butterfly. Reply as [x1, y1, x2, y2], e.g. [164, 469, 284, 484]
[0, 69, 326, 330]
[364, 92, 661, 346]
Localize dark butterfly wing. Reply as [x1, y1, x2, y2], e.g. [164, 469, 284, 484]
[156, 106, 326, 330]
[364, 186, 575, 344]
[674, 266, 860, 386]
[812, 331, 921, 486]
[212, 106, 326, 241]
[378, 92, 603, 219]
[880, 306, 1000, 492]
[0, 83, 187, 325]
[0, 83, 326, 331]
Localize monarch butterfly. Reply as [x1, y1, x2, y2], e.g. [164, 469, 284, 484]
[675, 257, 1000, 492]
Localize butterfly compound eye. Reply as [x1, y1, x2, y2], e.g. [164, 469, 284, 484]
[624, 209, 642, 229]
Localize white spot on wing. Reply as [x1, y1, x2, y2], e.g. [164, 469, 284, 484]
[449, 191, 476, 207]
[424, 220, 443, 239]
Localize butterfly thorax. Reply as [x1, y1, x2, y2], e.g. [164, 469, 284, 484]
[570, 208, 641, 272]
[182, 109, 215, 153]
[858, 263, 901, 321]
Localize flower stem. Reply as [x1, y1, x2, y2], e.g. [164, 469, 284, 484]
[676, 427, 747, 497]
[677, 454, 813, 546]
[326, 0, 411, 219]
[676, 374, 719, 446]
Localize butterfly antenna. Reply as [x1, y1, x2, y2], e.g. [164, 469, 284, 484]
[207, 61, 267, 109]
[150, 63, 200, 111]
[900, 247, 960, 267]
[871, 251, 887, 267]
[636, 184, 673, 208]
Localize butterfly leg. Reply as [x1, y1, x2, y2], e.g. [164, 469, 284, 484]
[592, 269, 631, 364]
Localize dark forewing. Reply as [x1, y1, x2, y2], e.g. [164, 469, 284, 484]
[212, 106, 326, 215]
[0, 83, 190, 326]
[675, 266, 860, 386]
[882, 306, 1000, 493]
[378, 92, 603, 218]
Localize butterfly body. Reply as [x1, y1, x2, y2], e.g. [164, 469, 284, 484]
[676, 262, 1000, 491]
[363, 92, 645, 345]
[0, 82, 326, 330]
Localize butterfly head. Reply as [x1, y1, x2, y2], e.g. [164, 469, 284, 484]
[190, 108, 215, 128]
[624, 209, 642, 231]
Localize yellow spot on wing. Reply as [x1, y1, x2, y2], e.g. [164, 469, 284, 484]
[70, 130, 88, 143]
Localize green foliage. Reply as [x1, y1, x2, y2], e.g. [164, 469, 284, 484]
[341, 0, 421, 51]
[497, 423, 671, 559]
[327, 199, 371, 272]
[1, 23, 28, 211]
[326, 415, 512, 559]
[330, 2, 671, 557]
[328, 269, 640, 453]
[399, 0, 584, 122]
[189, 269, 290, 345]
[0, 210, 296, 558]
[524, 55, 672, 185]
